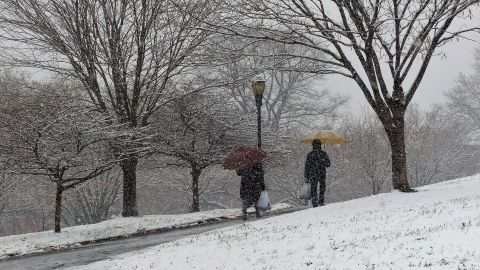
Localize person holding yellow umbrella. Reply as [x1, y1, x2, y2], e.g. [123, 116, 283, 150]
[301, 130, 347, 207]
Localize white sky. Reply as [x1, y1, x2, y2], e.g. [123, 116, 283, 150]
[322, 12, 480, 113]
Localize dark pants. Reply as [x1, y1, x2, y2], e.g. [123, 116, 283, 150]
[242, 198, 260, 215]
[310, 177, 326, 207]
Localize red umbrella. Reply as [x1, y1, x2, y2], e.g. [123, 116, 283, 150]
[223, 147, 267, 170]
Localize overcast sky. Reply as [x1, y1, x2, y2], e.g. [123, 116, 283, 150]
[322, 12, 480, 114]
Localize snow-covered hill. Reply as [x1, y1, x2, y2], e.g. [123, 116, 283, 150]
[74, 176, 480, 270]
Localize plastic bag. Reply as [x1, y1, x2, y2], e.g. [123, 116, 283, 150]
[299, 183, 311, 200]
[257, 191, 271, 212]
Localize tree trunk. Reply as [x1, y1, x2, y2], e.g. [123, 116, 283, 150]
[120, 155, 139, 217]
[190, 167, 202, 213]
[386, 116, 414, 192]
[54, 183, 63, 233]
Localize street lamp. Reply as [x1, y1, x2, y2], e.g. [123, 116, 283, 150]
[251, 75, 266, 190]
[251, 75, 266, 149]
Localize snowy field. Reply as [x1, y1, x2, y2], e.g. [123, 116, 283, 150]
[73, 176, 480, 270]
[0, 203, 290, 259]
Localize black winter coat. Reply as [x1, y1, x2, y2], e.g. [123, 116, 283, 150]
[237, 165, 266, 201]
[304, 148, 330, 180]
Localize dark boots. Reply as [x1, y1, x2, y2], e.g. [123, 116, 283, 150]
[241, 201, 261, 221]
[255, 205, 261, 218]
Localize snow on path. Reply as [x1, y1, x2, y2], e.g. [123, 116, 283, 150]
[0, 203, 290, 259]
[73, 176, 480, 270]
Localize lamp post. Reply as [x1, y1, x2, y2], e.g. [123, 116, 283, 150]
[251, 75, 266, 149]
[251, 75, 266, 190]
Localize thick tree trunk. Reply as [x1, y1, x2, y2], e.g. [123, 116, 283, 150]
[54, 183, 63, 233]
[190, 167, 202, 213]
[121, 155, 139, 217]
[386, 116, 414, 192]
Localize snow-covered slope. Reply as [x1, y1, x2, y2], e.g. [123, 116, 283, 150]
[74, 176, 480, 270]
[0, 204, 290, 259]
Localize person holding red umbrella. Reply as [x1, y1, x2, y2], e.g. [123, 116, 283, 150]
[237, 163, 266, 220]
[223, 146, 268, 220]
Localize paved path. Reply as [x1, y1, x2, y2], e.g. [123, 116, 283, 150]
[0, 207, 305, 270]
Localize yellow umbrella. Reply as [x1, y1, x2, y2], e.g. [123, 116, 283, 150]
[300, 130, 348, 145]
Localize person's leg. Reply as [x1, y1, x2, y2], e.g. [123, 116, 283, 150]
[319, 178, 326, 206]
[242, 200, 249, 220]
[254, 203, 261, 217]
[310, 177, 319, 207]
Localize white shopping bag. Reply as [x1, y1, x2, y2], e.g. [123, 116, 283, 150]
[299, 183, 311, 200]
[257, 191, 271, 212]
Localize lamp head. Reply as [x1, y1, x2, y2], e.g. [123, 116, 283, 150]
[251, 75, 266, 97]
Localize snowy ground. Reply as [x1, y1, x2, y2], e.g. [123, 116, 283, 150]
[0, 203, 290, 259]
[72, 176, 480, 270]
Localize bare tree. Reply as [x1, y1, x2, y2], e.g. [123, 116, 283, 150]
[63, 168, 122, 226]
[0, 81, 116, 232]
[0, 173, 20, 216]
[0, 0, 214, 216]
[198, 173, 239, 210]
[212, 0, 480, 192]
[446, 47, 480, 128]
[325, 104, 476, 201]
[267, 137, 310, 206]
[341, 111, 391, 195]
[154, 91, 250, 212]
[0, 70, 50, 232]
[406, 105, 474, 187]
[215, 39, 347, 131]
[151, 166, 239, 212]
